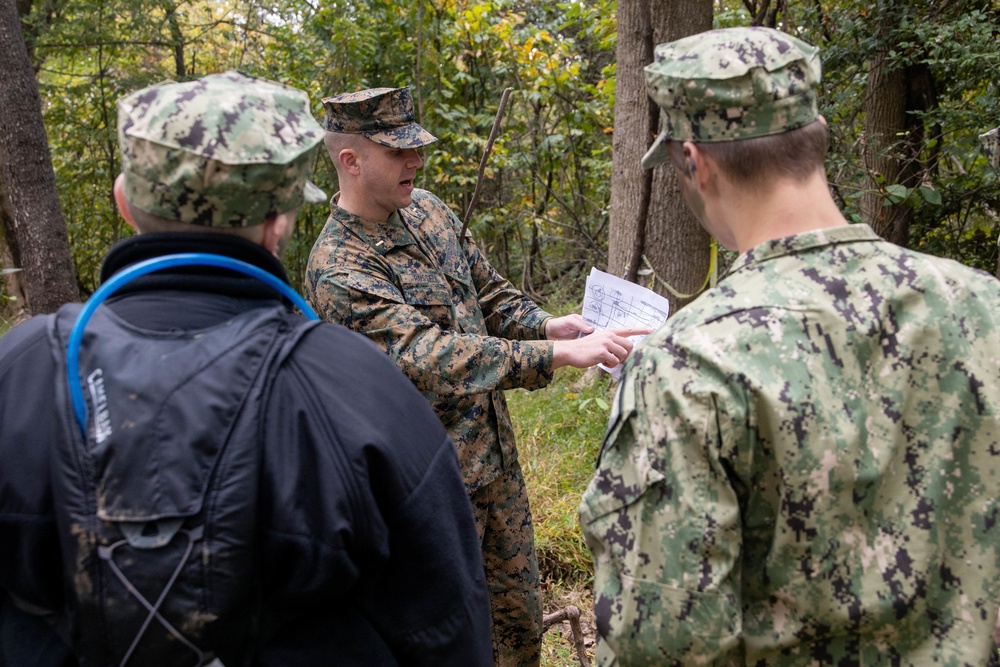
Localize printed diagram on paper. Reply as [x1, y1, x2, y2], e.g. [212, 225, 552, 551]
[581, 268, 670, 378]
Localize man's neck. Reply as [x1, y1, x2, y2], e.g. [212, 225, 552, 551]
[716, 171, 849, 253]
[335, 189, 393, 224]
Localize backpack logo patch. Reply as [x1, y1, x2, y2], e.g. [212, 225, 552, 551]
[87, 368, 113, 444]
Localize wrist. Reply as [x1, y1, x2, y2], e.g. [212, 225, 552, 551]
[540, 316, 553, 340]
[551, 340, 568, 370]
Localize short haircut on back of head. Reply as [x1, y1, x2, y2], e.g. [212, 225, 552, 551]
[698, 120, 829, 189]
[324, 131, 370, 162]
[127, 201, 267, 243]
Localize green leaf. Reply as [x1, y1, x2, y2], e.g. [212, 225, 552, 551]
[917, 186, 942, 206]
[884, 184, 910, 204]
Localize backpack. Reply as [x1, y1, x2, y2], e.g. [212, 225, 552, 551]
[47, 294, 317, 666]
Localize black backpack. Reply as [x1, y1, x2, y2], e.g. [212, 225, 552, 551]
[47, 290, 317, 666]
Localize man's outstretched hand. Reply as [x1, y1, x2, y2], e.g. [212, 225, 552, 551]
[546, 314, 651, 370]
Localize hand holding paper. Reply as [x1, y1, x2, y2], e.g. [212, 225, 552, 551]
[544, 313, 594, 340]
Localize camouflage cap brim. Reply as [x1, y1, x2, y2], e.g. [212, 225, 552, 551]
[981, 126, 999, 175]
[364, 125, 438, 149]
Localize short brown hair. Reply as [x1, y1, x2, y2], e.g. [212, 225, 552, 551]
[697, 120, 829, 189]
[324, 131, 370, 162]
[127, 201, 267, 242]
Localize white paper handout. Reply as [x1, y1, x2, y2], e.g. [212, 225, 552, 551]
[582, 268, 670, 378]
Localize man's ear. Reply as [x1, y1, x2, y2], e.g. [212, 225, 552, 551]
[113, 173, 139, 232]
[260, 212, 292, 256]
[339, 148, 361, 176]
[683, 142, 713, 191]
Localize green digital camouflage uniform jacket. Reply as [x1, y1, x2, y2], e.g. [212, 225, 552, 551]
[305, 188, 555, 493]
[580, 224, 1000, 666]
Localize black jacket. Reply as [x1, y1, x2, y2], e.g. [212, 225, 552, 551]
[0, 233, 492, 666]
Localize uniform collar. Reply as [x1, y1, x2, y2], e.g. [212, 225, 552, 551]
[329, 193, 419, 256]
[727, 224, 882, 278]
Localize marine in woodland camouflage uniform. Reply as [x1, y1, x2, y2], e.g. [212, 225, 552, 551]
[579, 27, 1000, 666]
[306, 87, 551, 667]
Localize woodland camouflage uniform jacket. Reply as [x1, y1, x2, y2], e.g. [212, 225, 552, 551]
[580, 224, 1000, 666]
[306, 188, 555, 493]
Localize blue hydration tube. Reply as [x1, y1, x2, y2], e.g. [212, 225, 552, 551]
[67, 253, 319, 436]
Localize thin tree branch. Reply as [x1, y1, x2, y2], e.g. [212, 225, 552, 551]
[460, 86, 513, 242]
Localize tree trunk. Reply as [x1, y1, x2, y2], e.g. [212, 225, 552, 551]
[607, 0, 713, 317]
[859, 11, 924, 247]
[0, 0, 79, 314]
[1, 232, 29, 326]
[165, 3, 186, 78]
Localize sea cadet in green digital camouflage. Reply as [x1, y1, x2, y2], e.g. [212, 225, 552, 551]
[304, 86, 646, 667]
[579, 26, 1000, 667]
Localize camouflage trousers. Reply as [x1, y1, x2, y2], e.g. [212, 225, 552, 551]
[471, 460, 542, 667]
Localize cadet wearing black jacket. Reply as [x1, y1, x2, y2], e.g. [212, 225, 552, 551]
[0, 71, 491, 666]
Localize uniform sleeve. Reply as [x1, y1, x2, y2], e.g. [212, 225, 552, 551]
[578, 340, 744, 665]
[460, 231, 552, 342]
[306, 237, 554, 397]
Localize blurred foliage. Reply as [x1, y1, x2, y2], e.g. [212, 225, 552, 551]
[18, 0, 999, 299]
[22, 0, 620, 296]
[797, 0, 1000, 270]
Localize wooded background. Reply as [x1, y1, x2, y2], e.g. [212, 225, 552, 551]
[1, 0, 998, 322]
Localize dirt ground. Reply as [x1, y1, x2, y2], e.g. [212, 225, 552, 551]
[541, 583, 596, 666]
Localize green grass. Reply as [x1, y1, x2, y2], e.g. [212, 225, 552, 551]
[509, 365, 615, 586]
[508, 364, 617, 665]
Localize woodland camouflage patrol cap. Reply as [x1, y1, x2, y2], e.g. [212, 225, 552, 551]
[981, 126, 999, 175]
[321, 87, 438, 148]
[118, 70, 327, 228]
[642, 27, 822, 169]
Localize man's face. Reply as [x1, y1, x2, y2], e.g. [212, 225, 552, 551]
[357, 141, 425, 220]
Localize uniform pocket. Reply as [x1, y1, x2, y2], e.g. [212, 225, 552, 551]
[393, 270, 455, 330]
[595, 575, 740, 664]
[581, 378, 655, 522]
[398, 270, 453, 306]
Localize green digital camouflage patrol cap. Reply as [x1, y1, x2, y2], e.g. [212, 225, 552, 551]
[118, 70, 327, 228]
[642, 27, 821, 169]
[981, 126, 999, 175]
[321, 87, 438, 149]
